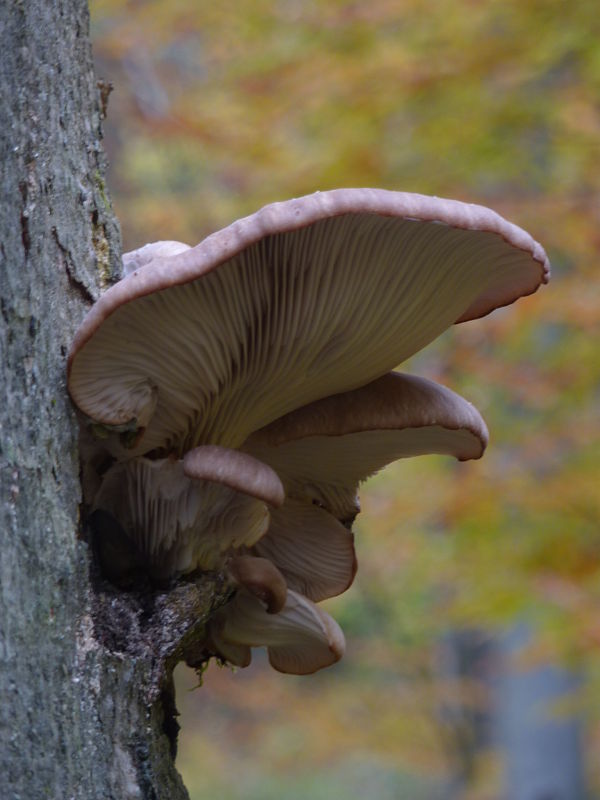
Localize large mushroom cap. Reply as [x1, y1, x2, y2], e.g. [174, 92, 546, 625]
[68, 189, 548, 457]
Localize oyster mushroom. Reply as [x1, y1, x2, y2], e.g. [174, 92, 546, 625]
[245, 371, 488, 601]
[208, 587, 345, 675]
[68, 189, 549, 673]
[68, 189, 548, 460]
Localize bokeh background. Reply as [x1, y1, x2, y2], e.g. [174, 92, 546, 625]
[90, 1, 599, 796]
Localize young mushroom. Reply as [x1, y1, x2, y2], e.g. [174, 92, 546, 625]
[207, 586, 345, 675]
[68, 188, 549, 672]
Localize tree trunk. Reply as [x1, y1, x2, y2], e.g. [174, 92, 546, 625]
[0, 3, 226, 797]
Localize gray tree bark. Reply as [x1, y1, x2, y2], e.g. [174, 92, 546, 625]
[0, 2, 227, 797]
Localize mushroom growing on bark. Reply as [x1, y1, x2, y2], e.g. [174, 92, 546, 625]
[208, 585, 346, 675]
[244, 371, 489, 602]
[68, 188, 549, 674]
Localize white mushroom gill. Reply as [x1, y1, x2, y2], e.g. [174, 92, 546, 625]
[74, 217, 508, 452]
[249, 423, 487, 522]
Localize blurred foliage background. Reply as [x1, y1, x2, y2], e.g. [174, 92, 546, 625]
[90, 0, 599, 796]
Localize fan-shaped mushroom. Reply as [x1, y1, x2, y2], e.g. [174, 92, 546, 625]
[245, 371, 488, 601]
[68, 189, 548, 459]
[208, 587, 345, 675]
[69, 189, 548, 672]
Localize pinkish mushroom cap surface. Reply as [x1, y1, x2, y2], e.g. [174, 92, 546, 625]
[122, 240, 192, 277]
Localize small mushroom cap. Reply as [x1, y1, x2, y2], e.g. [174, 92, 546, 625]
[183, 445, 285, 508]
[209, 588, 346, 675]
[245, 371, 489, 524]
[68, 189, 548, 457]
[227, 555, 288, 614]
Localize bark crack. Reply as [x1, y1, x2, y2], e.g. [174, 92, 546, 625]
[52, 227, 96, 304]
[19, 181, 31, 258]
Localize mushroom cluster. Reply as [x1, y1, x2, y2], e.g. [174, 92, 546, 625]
[68, 189, 549, 675]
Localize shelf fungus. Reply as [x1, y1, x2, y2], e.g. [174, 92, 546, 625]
[69, 188, 549, 675]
